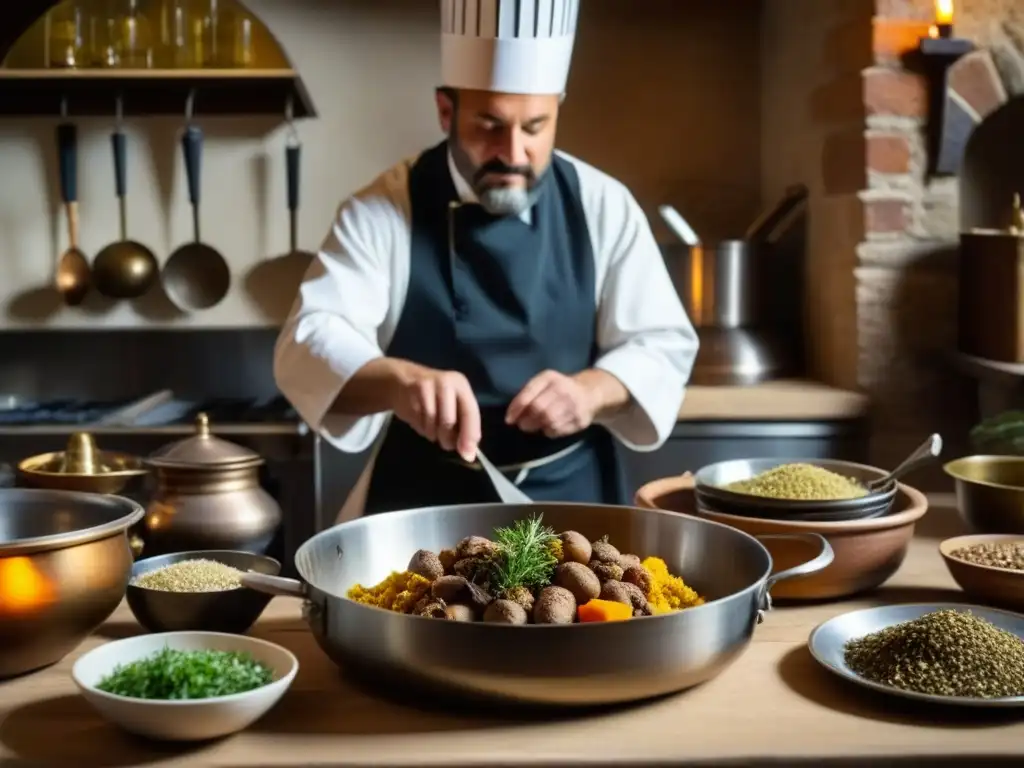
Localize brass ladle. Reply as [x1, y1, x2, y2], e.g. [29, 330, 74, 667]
[55, 109, 90, 306]
[93, 97, 159, 299]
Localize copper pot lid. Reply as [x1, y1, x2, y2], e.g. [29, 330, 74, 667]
[147, 413, 262, 468]
[19, 432, 146, 477]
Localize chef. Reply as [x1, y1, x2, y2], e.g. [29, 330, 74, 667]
[275, 0, 698, 520]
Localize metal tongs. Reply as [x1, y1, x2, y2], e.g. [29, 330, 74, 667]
[476, 451, 533, 504]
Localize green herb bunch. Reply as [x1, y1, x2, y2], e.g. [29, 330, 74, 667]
[96, 647, 274, 700]
[486, 514, 559, 595]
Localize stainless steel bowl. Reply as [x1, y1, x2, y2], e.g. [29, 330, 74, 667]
[127, 550, 281, 634]
[694, 458, 898, 522]
[241, 502, 832, 707]
[0, 489, 143, 678]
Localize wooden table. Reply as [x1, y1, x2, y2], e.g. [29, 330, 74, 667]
[2, 496, 1022, 767]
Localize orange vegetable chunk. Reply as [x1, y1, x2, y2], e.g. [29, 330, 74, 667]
[578, 598, 633, 622]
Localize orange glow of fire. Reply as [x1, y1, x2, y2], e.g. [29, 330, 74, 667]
[0, 556, 56, 614]
[935, 0, 954, 25]
[928, 24, 940, 38]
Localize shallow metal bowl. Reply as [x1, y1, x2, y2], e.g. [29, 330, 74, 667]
[127, 550, 280, 634]
[18, 451, 148, 495]
[242, 502, 832, 707]
[0, 489, 143, 678]
[944, 455, 1024, 534]
[694, 458, 897, 521]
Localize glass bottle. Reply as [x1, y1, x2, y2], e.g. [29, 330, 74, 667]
[46, 2, 88, 68]
[92, 1, 122, 68]
[117, 0, 154, 69]
[155, 0, 200, 67]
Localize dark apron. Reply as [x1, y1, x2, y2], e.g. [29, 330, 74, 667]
[363, 141, 627, 514]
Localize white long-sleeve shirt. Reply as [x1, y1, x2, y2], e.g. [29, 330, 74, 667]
[274, 148, 698, 518]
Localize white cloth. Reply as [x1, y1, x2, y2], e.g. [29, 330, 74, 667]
[274, 150, 699, 521]
[440, 0, 579, 95]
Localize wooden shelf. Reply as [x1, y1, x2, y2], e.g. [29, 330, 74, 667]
[0, 68, 315, 118]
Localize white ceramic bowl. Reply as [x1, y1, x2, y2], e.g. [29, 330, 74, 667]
[71, 631, 298, 741]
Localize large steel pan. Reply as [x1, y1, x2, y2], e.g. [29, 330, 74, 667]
[242, 502, 832, 706]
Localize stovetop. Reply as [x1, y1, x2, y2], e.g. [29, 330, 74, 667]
[0, 395, 299, 428]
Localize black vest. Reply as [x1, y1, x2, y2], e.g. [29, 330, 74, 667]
[363, 142, 626, 513]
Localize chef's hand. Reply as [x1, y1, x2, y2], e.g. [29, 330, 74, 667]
[505, 370, 603, 438]
[391, 362, 480, 462]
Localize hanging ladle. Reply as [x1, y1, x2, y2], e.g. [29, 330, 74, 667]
[93, 95, 159, 299]
[866, 433, 943, 492]
[54, 98, 91, 306]
[162, 92, 230, 312]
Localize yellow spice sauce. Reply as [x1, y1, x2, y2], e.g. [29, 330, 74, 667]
[641, 556, 705, 613]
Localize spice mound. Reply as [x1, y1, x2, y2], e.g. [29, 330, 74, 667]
[96, 647, 274, 700]
[724, 463, 867, 501]
[950, 541, 1024, 571]
[345, 514, 704, 624]
[844, 609, 1024, 698]
[131, 559, 243, 592]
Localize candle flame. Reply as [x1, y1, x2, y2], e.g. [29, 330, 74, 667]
[0, 556, 56, 615]
[935, 0, 954, 24]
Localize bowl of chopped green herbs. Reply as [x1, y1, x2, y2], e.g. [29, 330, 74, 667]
[71, 631, 298, 741]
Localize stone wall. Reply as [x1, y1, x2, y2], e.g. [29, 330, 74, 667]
[858, 0, 1024, 471]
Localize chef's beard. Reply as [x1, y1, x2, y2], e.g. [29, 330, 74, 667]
[449, 138, 543, 217]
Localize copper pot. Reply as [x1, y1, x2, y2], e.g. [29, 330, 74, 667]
[0, 489, 143, 678]
[135, 413, 282, 558]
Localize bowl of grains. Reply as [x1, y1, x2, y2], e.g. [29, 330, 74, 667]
[940, 534, 1024, 611]
[127, 550, 280, 634]
[692, 458, 898, 522]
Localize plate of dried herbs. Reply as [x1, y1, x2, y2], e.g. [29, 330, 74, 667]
[808, 603, 1024, 707]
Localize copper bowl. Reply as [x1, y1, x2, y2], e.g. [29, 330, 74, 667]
[0, 489, 143, 678]
[635, 473, 928, 600]
[939, 534, 1024, 611]
[944, 455, 1024, 534]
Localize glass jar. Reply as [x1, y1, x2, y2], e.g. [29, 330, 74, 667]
[46, 3, 88, 68]
[115, 0, 154, 68]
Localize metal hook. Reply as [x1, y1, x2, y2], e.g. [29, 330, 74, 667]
[115, 94, 124, 127]
[284, 93, 299, 147]
[59, 96, 67, 120]
[185, 89, 196, 122]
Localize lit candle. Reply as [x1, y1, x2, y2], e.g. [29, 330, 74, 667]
[935, 0, 954, 37]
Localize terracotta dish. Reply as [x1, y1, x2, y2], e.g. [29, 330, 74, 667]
[939, 533, 1024, 611]
[635, 473, 928, 600]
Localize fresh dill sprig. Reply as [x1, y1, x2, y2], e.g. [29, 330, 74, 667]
[486, 514, 559, 595]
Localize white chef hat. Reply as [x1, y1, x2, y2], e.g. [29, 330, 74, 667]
[440, 0, 580, 96]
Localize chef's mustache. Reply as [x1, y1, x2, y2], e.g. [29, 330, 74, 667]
[473, 160, 535, 183]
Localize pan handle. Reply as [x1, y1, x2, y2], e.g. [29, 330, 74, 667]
[181, 124, 203, 206]
[760, 533, 834, 590]
[241, 571, 306, 598]
[286, 143, 300, 213]
[57, 122, 77, 205]
[286, 143, 300, 251]
[752, 533, 833, 623]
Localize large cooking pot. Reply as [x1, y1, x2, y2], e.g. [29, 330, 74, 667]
[242, 502, 832, 706]
[136, 412, 282, 558]
[0, 488, 143, 678]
